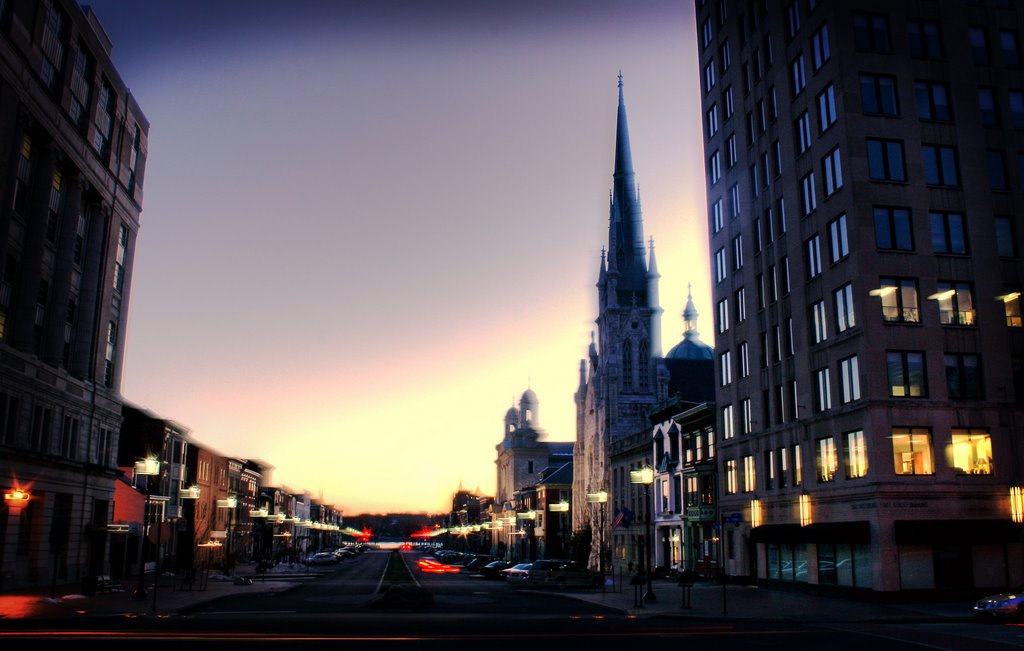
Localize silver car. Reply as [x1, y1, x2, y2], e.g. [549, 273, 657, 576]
[973, 586, 1024, 619]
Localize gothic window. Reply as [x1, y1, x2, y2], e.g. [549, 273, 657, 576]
[639, 340, 649, 391]
[623, 340, 633, 389]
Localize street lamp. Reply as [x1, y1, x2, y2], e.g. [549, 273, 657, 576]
[216, 496, 238, 575]
[585, 490, 608, 580]
[630, 466, 656, 602]
[516, 510, 536, 562]
[131, 457, 160, 602]
[547, 501, 569, 558]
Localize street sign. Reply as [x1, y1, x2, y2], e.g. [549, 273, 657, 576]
[723, 513, 743, 524]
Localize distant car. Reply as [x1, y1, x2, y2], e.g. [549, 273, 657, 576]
[502, 563, 533, 584]
[973, 585, 1024, 619]
[478, 560, 512, 579]
[527, 559, 601, 589]
[305, 552, 338, 566]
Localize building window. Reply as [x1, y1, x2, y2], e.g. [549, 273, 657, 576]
[814, 367, 831, 412]
[725, 459, 738, 494]
[729, 183, 740, 218]
[720, 351, 732, 386]
[711, 199, 724, 234]
[874, 206, 913, 251]
[878, 277, 920, 323]
[732, 235, 744, 270]
[60, 415, 79, 460]
[908, 19, 943, 60]
[892, 428, 933, 475]
[945, 353, 983, 399]
[726, 133, 737, 168]
[764, 450, 776, 490]
[996, 216, 1016, 258]
[969, 26, 990, 64]
[914, 81, 951, 121]
[922, 144, 959, 186]
[811, 300, 828, 344]
[795, 111, 812, 154]
[709, 150, 722, 185]
[845, 430, 868, 479]
[786, 1, 801, 40]
[790, 54, 806, 97]
[739, 341, 749, 378]
[741, 398, 752, 434]
[736, 288, 747, 323]
[707, 103, 719, 138]
[701, 17, 713, 49]
[715, 248, 727, 283]
[31, 405, 53, 453]
[817, 84, 837, 133]
[793, 443, 803, 486]
[950, 429, 992, 475]
[987, 150, 1008, 191]
[1010, 90, 1024, 129]
[853, 12, 891, 52]
[721, 405, 734, 440]
[860, 74, 898, 116]
[816, 437, 837, 482]
[1000, 29, 1020, 67]
[717, 298, 730, 334]
[822, 148, 843, 197]
[933, 281, 975, 326]
[113, 225, 128, 293]
[826, 214, 848, 264]
[867, 138, 906, 181]
[978, 87, 999, 126]
[929, 211, 967, 255]
[811, 23, 830, 70]
[719, 40, 732, 72]
[886, 351, 926, 397]
[778, 446, 789, 487]
[724, 85, 734, 118]
[1001, 289, 1022, 327]
[806, 235, 822, 278]
[835, 283, 856, 332]
[93, 79, 115, 161]
[800, 172, 817, 216]
[839, 355, 861, 403]
[704, 60, 716, 93]
[742, 455, 756, 492]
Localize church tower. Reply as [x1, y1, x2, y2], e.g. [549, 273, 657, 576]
[574, 75, 668, 565]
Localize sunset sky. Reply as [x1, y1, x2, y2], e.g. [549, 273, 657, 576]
[84, 0, 710, 515]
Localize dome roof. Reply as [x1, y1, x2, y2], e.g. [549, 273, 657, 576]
[521, 388, 538, 404]
[505, 406, 519, 421]
[666, 337, 713, 360]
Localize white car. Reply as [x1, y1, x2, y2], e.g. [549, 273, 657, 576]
[502, 563, 532, 584]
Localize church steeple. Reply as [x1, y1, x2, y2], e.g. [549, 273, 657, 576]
[606, 73, 648, 307]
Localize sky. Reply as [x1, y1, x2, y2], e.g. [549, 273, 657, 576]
[83, 0, 711, 515]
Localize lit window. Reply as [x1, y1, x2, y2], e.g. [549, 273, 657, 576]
[839, 355, 861, 403]
[845, 430, 868, 479]
[932, 281, 975, 325]
[816, 437, 836, 482]
[892, 428, 933, 475]
[743, 455, 756, 492]
[949, 429, 992, 475]
[876, 277, 920, 323]
[834, 283, 856, 332]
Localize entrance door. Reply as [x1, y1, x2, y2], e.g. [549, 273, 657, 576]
[933, 544, 973, 589]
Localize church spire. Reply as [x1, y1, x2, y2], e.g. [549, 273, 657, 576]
[607, 73, 647, 305]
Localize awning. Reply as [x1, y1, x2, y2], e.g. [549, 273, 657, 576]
[750, 521, 870, 544]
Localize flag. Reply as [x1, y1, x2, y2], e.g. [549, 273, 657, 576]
[611, 507, 634, 529]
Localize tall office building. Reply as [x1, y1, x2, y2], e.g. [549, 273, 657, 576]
[697, 0, 1023, 592]
[0, 1, 148, 590]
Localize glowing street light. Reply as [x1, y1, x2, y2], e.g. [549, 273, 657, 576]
[630, 466, 656, 602]
[131, 457, 161, 602]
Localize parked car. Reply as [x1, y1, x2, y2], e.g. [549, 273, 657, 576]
[305, 552, 339, 566]
[502, 562, 532, 584]
[478, 560, 512, 579]
[973, 585, 1024, 619]
[527, 559, 601, 589]
[462, 555, 495, 572]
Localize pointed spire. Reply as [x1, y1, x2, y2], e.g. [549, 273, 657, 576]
[647, 237, 659, 277]
[614, 71, 634, 177]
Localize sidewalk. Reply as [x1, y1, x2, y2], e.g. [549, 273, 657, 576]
[0, 563, 315, 620]
[552, 577, 977, 623]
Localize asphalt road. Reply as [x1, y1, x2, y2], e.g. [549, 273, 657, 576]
[2, 550, 1024, 650]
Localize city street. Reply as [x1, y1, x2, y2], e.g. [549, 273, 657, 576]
[3, 550, 1024, 649]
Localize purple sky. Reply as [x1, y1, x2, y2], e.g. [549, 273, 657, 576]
[84, 0, 710, 514]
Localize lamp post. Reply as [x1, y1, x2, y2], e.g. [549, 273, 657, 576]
[131, 457, 160, 602]
[2, 488, 30, 592]
[585, 490, 608, 580]
[516, 510, 536, 562]
[547, 500, 569, 558]
[630, 466, 656, 602]
[216, 497, 238, 575]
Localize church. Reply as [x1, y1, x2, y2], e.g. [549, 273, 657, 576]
[573, 76, 713, 573]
